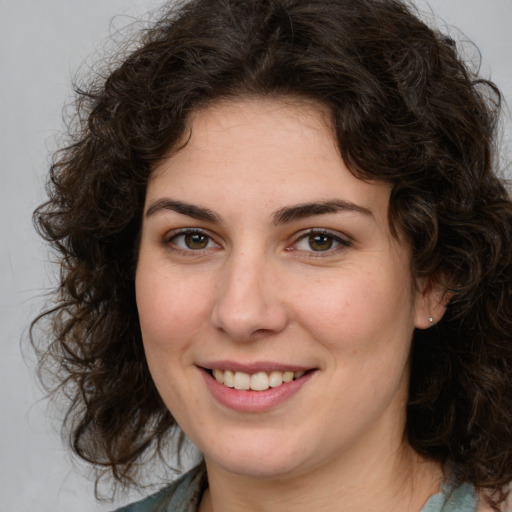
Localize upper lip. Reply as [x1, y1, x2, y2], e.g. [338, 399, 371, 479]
[199, 360, 314, 373]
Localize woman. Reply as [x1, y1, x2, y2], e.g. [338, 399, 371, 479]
[32, 0, 512, 510]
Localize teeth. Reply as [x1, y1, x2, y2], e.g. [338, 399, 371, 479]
[223, 370, 234, 388]
[212, 369, 224, 384]
[282, 371, 294, 383]
[233, 371, 250, 390]
[269, 371, 283, 387]
[250, 371, 269, 391]
[211, 369, 307, 391]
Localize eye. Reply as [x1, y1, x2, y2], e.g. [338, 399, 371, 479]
[166, 229, 219, 251]
[293, 230, 350, 253]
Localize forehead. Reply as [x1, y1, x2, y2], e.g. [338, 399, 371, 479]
[156, 96, 336, 172]
[147, 97, 391, 226]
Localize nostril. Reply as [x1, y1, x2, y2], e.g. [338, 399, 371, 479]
[252, 328, 276, 337]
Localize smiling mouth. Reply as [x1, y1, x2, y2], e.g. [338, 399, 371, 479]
[207, 369, 310, 391]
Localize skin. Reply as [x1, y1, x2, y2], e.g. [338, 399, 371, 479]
[135, 97, 446, 512]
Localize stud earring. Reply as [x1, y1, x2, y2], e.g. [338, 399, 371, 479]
[428, 317, 434, 326]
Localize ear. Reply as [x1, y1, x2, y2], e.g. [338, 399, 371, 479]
[414, 277, 451, 329]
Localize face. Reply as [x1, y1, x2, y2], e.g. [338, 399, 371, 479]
[136, 98, 432, 481]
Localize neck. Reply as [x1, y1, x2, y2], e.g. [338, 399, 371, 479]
[199, 443, 442, 512]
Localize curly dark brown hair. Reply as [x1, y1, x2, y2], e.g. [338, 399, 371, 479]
[32, 0, 512, 506]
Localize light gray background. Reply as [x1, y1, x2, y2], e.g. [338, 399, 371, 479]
[1, 1, 511, 511]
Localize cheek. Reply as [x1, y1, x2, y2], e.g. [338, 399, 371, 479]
[135, 262, 213, 353]
[135, 263, 213, 415]
[292, 266, 415, 352]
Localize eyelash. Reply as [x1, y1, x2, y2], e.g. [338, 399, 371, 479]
[290, 229, 351, 256]
[164, 229, 220, 254]
[163, 228, 351, 256]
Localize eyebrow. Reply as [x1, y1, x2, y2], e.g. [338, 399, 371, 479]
[145, 199, 222, 223]
[272, 199, 373, 225]
[145, 198, 372, 225]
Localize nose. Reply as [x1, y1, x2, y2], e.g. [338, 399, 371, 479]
[210, 250, 288, 341]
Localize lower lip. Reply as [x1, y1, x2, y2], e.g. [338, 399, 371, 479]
[201, 370, 315, 412]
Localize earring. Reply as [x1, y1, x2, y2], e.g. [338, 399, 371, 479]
[428, 317, 434, 326]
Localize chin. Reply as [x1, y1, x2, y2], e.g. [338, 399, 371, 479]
[207, 453, 306, 480]
[200, 432, 312, 479]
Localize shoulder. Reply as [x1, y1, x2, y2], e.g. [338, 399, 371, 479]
[422, 482, 478, 512]
[438, 482, 512, 512]
[112, 464, 206, 512]
[424, 480, 512, 512]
